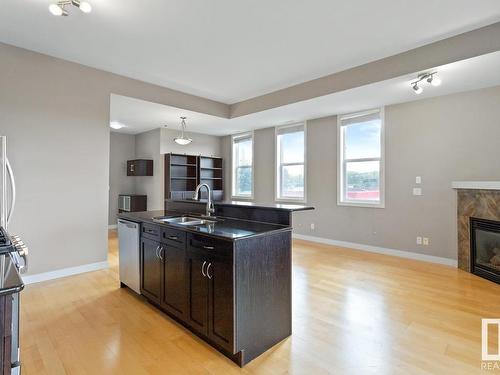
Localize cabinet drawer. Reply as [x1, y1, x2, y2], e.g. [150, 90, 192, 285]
[142, 223, 160, 241]
[161, 227, 186, 248]
[187, 233, 233, 258]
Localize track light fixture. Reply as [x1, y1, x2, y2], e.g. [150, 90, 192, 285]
[410, 72, 441, 94]
[49, 0, 92, 16]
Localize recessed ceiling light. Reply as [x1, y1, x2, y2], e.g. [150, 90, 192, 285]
[110, 121, 125, 130]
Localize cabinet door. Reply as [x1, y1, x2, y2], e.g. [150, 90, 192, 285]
[186, 251, 209, 335]
[127, 161, 136, 176]
[140, 237, 162, 304]
[207, 255, 234, 352]
[161, 243, 187, 319]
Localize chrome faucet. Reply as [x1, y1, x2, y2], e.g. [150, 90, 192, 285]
[193, 183, 215, 217]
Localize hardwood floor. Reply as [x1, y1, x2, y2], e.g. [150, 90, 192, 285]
[20, 230, 500, 374]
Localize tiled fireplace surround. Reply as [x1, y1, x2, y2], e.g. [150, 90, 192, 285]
[457, 188, 500, 271]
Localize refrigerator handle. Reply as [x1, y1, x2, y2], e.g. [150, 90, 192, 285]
[6, 157, 16, 225]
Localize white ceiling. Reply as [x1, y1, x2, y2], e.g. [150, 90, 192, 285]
[1, 1, 500, 103]
[110, 51, 500, 136]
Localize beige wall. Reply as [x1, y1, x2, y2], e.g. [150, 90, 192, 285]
[0, 42, 227, 276]
[109, 132, 136, 225]
[134, 129, 162, 210]
[224, 86, 500, 260]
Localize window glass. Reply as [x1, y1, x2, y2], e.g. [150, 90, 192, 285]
[276, 125, 305, 201]
[339, 110, 383, 206]
[232, 134, 253, 197]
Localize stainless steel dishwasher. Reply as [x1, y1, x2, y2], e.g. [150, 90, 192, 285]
[117, 219, 140, 294]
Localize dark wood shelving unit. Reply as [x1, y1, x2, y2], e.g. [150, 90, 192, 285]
[198, 156, 223, 201]
[165, 153, 223, 201]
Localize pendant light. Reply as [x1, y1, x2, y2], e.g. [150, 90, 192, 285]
[174, 117, 192, 145]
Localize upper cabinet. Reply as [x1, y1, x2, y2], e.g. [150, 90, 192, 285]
[165, 153, 223, 201]
[127, 159, 153, 176]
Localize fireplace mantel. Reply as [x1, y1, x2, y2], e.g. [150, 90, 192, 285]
[455, 188, 500, 273]
[452, 181, 500, 190]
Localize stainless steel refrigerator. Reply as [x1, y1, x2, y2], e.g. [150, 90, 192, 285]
[0, 136, 16, 230]
[0, 135, 24, 375]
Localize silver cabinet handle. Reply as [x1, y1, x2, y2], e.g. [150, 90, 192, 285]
[155, 245, 161, 259]
[206, 263, 212, 279]
[159, 246, 165, 261]
[201, 261, 207, 277]
[203, 246, 214, 250]
[168, 236, 179, 240]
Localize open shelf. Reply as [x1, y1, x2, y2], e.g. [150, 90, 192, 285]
[165, 154, 224, 202]
[171, 163, 197, 167]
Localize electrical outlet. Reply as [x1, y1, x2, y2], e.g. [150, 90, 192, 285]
[310, 223, 315, 231]
[413, 187, 422, 196]
[423, 237, 430, 246]
[416, 236, 422, 245]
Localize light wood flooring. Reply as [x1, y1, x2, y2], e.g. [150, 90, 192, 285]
[19, 230, 500, 374]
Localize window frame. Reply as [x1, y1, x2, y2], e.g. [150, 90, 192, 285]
[275, 122, 307, 203]
[337, 108, 385, 208]
[231, 131, 254, 200]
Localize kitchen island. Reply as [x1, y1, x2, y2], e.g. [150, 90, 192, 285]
[118, 199, 313, 367]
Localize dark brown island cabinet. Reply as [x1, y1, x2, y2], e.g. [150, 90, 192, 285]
[120, 201, 313, 366]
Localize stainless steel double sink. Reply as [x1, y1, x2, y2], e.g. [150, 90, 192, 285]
[153, 216, 217, 227]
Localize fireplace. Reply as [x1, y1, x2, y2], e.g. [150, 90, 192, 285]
[470, 217, 500, 284]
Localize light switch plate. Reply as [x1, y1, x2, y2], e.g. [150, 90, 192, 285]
[416, 236, 422, 245]
[423, 237, 430, 246]
[413, 187, 422, 196]
[416, 176, 422, 184]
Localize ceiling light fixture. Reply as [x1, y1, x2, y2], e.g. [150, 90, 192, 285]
[48, 0, 92, 16]
[174, 117, 193, 145]
[410, 72, 441, 94]
[110, 121, 125, 130]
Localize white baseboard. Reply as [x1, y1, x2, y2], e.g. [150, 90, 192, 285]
[292, 233, 458, 267]
[108, 224, 117, 230]
[22, 261, 109, 285]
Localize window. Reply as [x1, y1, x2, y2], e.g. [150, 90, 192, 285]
[338, 108, 384, 207]
[232, 132, 253, 198]
[276, 123, 306, 201]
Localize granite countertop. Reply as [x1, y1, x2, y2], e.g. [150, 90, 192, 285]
[118, 210, 291, 240]
[0, 253, 24, 296]
[168, 199, 314, 212]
